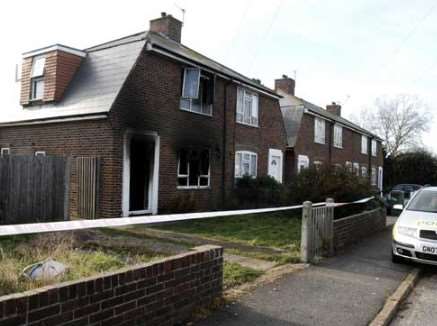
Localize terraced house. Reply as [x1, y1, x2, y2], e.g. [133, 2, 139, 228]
[275, 75, 384, 191]
[0, 13, 287, 219]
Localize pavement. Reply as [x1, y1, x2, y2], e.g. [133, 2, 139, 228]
[197, 226, 413, 326]
[391, 267, 437, 326]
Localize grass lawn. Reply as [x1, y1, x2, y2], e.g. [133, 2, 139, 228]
[0, 230, 165, 297]
[223, 262, 263, 290]
[153, 211, 301, 250]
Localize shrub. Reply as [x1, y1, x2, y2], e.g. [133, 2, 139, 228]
[231, 175, 288, 209]
[288, 166, 374, 204]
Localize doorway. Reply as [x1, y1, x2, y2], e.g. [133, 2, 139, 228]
[122, 131, 160, 216]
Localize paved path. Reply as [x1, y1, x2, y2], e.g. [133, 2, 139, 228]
[391, 268, 437, 326]
[198, 228, 412, 326]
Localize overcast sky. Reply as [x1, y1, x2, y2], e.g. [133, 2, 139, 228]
[1, 0, 436, 151]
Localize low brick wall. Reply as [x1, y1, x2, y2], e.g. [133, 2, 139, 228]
[0, 245, 223, 326]
[334, 208, 386, 251]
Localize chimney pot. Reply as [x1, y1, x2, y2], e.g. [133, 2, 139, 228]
[150, 12, 183, 43]
[275, 75, 295, 95]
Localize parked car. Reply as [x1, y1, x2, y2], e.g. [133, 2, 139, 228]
[392, 187, 437, 265]
[386, 184, 422, 215]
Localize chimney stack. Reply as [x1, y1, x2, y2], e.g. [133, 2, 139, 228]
[274, 75, 295, 95]
[150, 12, 183, 43]
[326, 102, 341, 116]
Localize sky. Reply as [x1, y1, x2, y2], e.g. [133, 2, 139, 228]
[1, 0, 437, 151]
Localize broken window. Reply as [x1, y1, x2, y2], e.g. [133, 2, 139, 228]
[235, 151, 257, 178]
[236, 87, 259, 126]
[180, 68, 214, 116]
[177, 149, 210, 188]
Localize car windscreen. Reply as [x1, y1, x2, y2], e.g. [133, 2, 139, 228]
[407, 190, 437, 213]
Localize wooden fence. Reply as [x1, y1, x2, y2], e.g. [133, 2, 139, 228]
[301, 199, 335, 263]
[0, 156, 69, 224]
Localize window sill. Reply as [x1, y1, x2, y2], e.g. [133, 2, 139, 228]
[177, 186, 211, 190]
[333, 145, 343, 149]
[236, 121, 259, 128]
[314, 140, 325, 145]
[180, 105, 213, 118]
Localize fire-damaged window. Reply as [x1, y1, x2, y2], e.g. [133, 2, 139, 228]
[177, 149, 210, 189]
[180, 67, 214, 116]
[30, 56, 46, 101]
[236, 87, 259, 127]
[235, 151, 257, 178]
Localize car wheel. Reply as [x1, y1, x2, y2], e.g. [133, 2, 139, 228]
[392, 252, 404, 264]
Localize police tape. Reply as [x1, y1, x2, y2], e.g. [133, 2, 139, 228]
[0, 197, 374, 237]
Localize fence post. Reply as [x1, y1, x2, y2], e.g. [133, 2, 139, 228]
[326, 198, 335, 256]
[301, 201, 313, 263]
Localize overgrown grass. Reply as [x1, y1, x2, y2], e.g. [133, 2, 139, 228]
[154, 211, 301, 250]
[223, 262, 263, 289]
[0, 231, 164, 296]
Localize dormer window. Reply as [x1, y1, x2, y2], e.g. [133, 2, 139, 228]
[30, 56, 46, 101]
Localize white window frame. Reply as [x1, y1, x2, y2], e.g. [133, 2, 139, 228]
[314, 160, 323, 170]
[361, 135, 368, 154]
[267, 148, 283, 183]
[35, 151, 46, 157]
[180, 70, 213, 117]
[333, 124, 343, 148]
[236, 87, 259, 127]
[353, 162, 360, 176]
[177, 149, 211, 190]
[31, 56, 46, 78]
[345, 161, 353, 172]
[0, 148, 10, 157]
[30, 77, 44, 101]
[361, 166, 367, 178]
[371, 166, 377, 186]
[314, 117, 326, 144]
[297, 155, 310, 173]
[371, 139, 377, 157]
[235, 151, 258, 178]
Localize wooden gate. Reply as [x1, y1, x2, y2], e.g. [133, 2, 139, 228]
[301, 200, 335, 263]
[0, 156, 69, 224]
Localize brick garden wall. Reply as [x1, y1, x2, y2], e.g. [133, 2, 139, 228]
[333, 208, 386, 251]
[0, 245, 223, 326]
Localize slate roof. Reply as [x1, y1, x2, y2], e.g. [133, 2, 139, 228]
[0, 30, 277, 125]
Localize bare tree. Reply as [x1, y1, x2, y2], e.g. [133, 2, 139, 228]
[359, 94, 432, 157]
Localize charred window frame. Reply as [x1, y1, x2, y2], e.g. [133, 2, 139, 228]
[180, 67, 214, 116]
[177, 148, 211, 189]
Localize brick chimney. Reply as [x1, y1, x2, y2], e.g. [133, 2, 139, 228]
[274, 75, 295, 95]
[20, 44, 85, 106]
[326, 102, 341, 116]
[150, 12, 183, 43]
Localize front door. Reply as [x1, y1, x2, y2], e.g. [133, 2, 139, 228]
[268, 149, 283, 183]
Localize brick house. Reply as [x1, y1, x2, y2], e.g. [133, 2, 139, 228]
[275, 76, 384, 191]
[0, 13, 287, 219]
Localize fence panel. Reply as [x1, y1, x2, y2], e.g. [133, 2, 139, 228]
[301, 200, 334, 263]
[0, 156, 68, 224]
[77, 157, 99, 219]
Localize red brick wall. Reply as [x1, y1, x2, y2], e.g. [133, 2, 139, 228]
[0, 119, 119, 219]
[109, 51, 287, 213]
[285, 113, 384, 186]
[0, 245, 223, 326]
[333, 208, 386, 251]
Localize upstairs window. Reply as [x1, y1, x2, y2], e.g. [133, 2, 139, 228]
[235, 151, 257, 178]
[30, 56, 45, 101]
[371, 139, 377, 157]
[177, 149, 210, 189]
[361, 135, 368, 154]
[236, 87, 259, 127]
[0, 148, 10, 157]
[314, 117, 325, 144]
[180, 68, 214, 116]
[333, 124, 343, 148]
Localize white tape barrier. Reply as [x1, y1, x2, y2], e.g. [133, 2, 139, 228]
[0, 197, 374, 237]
